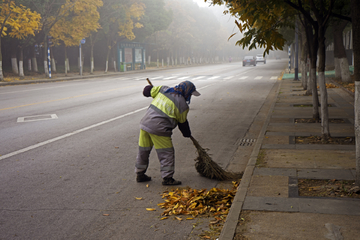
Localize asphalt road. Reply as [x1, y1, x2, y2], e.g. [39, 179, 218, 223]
[0, 59, 287, 239]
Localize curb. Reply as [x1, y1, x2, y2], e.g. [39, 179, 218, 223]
[219, 77, 282, 240]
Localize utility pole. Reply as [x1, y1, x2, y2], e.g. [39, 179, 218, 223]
[47, 36, 53, 78]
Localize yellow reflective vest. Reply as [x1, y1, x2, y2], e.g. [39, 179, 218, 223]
[140, 86, 189, 137]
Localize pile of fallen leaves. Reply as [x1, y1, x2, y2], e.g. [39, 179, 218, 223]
[157, 181, 239, 224]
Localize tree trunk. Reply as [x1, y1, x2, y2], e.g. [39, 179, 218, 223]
[318, 24, 330, 140]
[32, 46, 38, 72]
[19, 47, 24, 78]
[334, 58, 341, 78]
[303, 16, 320, 120]
[105, 47, 110, 73]
[0, 37, 3, 81]
[301, 38, 308, 90]
[334, 19, 351, 82]
[340, 58, 351, 82]
[90, 44, 94, 74]
[28, 58, 31, 71]
[65, 47, 68, 76]
[11, 51, 19, 74]
[351, 0, 360, 186]
[44, 60, 48, 76]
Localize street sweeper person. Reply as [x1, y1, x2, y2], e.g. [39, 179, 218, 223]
[135, 81, 200, 185]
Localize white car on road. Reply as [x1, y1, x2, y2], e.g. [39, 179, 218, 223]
[256, 54, 266, 64]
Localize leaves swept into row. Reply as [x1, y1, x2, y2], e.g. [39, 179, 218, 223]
[157, 181, 240, 223]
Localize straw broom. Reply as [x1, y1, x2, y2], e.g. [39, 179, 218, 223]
[190, 136, 241, 181]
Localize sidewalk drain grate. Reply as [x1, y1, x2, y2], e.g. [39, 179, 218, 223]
[17, 114, 58, 123]
[237, 139, 256, 146]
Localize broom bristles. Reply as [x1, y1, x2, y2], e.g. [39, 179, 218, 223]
[190, 136, 242, 181]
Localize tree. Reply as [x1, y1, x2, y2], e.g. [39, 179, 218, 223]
[132, 0, 172, 43]
[50, 0, 102, 75]
[96, 0, 144, 73]
[30, 0, 78, 76]
[351, 0, 360, 186]
[0, 1, 41, 80]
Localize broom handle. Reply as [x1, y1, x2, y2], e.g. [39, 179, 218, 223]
[190, 136, 203, 150]
[146, 78, 153, 86]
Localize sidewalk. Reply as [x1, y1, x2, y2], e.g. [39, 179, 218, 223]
[221, 73, 360, 239]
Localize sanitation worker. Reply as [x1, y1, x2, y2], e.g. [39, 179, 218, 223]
[135, 81, 200, 185]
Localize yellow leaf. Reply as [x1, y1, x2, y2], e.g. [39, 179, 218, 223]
[103, 214, 110, 216]
[175, 217, 182, 221]
[186, 217, 194, 220]
[160, 217, 168, 220]
[146, 208, 156, 211]
[135, 197, 142, 200]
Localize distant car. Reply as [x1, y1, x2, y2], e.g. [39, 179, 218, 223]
[256, 54, 266, 64]
[243, 56, 256, 66]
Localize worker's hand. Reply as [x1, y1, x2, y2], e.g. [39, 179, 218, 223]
[143, 85, 153, 97]
[178, 120, 191, 138]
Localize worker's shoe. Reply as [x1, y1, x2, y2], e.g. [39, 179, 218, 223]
[162, 177, 181, 185]
[136, 173, 151, 182]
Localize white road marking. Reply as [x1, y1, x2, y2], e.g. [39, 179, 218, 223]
[163, 76, 177, 80]
[17, 114, 58, 123]
[255, 76, 263, 79]
[192, 76, 205, 80]
[0, 107, 148, 161]
[178, 76, 190, 80]
[150, 76, 163, 80]
[270, 76, 278, 80]
[208, 76, 220, 80]
[224, 76, 234, 79]
[240, 76, 248, 79]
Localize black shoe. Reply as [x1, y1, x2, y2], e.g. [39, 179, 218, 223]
[162, 177, 181, 185]
[136, 173, 151, 182]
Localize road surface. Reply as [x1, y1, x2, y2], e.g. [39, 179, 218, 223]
[0, 59, 286, 239]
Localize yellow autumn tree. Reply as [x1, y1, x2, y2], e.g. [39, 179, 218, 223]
[117, 2, 144, 41]
[0, 1, 41, 80]
[50, 0, 103, 75]
[99, 0, 144, 73]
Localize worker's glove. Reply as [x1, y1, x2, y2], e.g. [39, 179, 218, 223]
[143, 85, 153, 97]
[178, 120, 191, 138]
